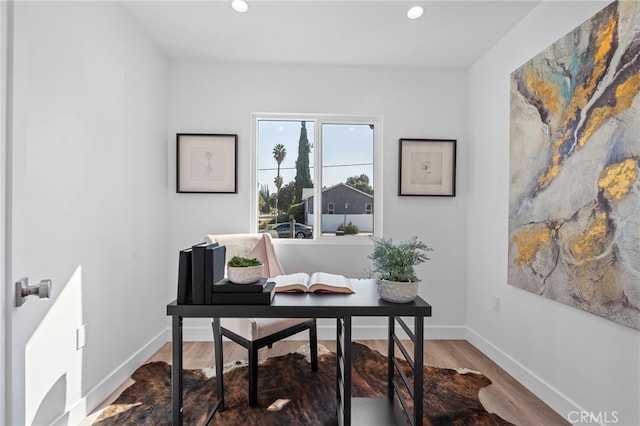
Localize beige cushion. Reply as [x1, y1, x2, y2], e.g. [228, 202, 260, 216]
[205, 233, 306, 341]
[222, 317, 313, 341]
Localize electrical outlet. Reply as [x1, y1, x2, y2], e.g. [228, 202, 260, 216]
[492, 295, 500, 312]
[76, 324, 86, 350]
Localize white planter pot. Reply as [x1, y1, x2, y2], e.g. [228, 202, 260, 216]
[377, 279, 419, 303]
[227, 265, 264, 284]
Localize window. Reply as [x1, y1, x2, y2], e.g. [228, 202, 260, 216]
[365, 203, 372, 214]
[252, 114, 381, 239]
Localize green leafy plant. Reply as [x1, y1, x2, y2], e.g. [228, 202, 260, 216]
[368, 236, 433, 282]
[227, 256, 263, 267]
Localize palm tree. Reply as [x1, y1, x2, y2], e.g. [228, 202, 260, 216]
[272, 143, 286, 217]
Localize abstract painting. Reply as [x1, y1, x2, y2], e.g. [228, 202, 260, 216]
[509, 1, 640, 330]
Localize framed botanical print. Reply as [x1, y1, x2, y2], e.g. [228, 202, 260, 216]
[176, 133, 237, 193]
[398, 138, 456, 196]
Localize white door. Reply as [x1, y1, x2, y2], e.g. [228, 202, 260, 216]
[1, 2, 7, 422]
[3, 3, 87, 425]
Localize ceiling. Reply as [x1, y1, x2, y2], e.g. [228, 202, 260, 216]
[120, 0, 540, 69]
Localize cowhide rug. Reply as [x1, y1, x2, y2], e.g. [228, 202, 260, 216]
[94, 342, 514, 425]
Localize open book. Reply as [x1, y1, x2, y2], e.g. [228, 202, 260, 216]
[271, 272, 354, 294]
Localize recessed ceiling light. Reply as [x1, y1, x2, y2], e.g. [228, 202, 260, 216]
[407, 6, 424, 20]
[231, 0, 249, 13]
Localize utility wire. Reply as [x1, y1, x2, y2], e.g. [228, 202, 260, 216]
[259, 162, 372, 171]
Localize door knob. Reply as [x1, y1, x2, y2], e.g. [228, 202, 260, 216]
[15, 277, 52, 307]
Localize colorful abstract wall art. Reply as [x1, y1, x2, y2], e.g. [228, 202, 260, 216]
[509, 1, 640, 330]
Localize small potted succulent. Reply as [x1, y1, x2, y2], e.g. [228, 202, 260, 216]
[227, 256, 264, 284]
[368, 236, 433, 303]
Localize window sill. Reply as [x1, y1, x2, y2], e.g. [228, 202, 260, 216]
[272, 236, 374, 246]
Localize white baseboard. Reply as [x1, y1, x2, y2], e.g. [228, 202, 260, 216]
[183, 325, 215, 341]
[424, 325, 467, 340]
[182, 324, 467, 341]
[54, 329, 167, 426]
[465, 327, 583, 422]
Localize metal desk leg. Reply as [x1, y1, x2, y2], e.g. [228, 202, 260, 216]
[213, 317, 224, 410]
[343, 316, 352, 426]
[198, 318, 225, 425]
[413, 315, 424, 424]
[336, 316, 352, 426]
[336, 318, 344, 426]
[171, 315, 183, 426]
[387, 316, 395, 401]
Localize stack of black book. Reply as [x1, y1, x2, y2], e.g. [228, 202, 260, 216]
[176, 242, 275, 305]
[211, 278, 276, 305]
[177, 242, 226, 304]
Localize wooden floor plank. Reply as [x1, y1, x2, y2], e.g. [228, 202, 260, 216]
[83, 339, 569, 426]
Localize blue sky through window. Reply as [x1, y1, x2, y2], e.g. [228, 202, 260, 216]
[258, 120, 373, 195]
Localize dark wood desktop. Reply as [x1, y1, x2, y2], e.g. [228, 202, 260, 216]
[166, 280, 432, 426]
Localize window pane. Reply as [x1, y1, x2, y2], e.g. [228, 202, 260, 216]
[321, 123, 374, 237]
[257, 120, 315, 238]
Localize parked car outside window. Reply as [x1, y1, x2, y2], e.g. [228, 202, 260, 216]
[269, 223, 313, 239]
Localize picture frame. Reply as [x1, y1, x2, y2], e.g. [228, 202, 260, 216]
[398, 138, 456, 196]
[176, 133, 238, 193]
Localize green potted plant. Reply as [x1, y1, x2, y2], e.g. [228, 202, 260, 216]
[368, 236, 433, 303]
[227, 256, 264, 284]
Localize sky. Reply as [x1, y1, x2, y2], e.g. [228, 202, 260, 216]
[258, 120, 374, 196]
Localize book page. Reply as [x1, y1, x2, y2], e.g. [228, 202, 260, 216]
[272, 272, 310, 292]
[308, 272, 354, 293]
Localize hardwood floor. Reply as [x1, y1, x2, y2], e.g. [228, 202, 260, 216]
[83, 340, 569, 426]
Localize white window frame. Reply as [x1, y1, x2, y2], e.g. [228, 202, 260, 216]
[327, 202, 335, 214]
[250, 113, 383, 243]
[365, 203, 373, 214]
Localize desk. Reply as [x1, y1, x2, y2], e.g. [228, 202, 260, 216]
[167, 280, 432, 425]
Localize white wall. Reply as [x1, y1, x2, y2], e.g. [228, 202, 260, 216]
[10, 2, 168, 424]
[467, 2, 640, 425]
[167, 62, 468, 339]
